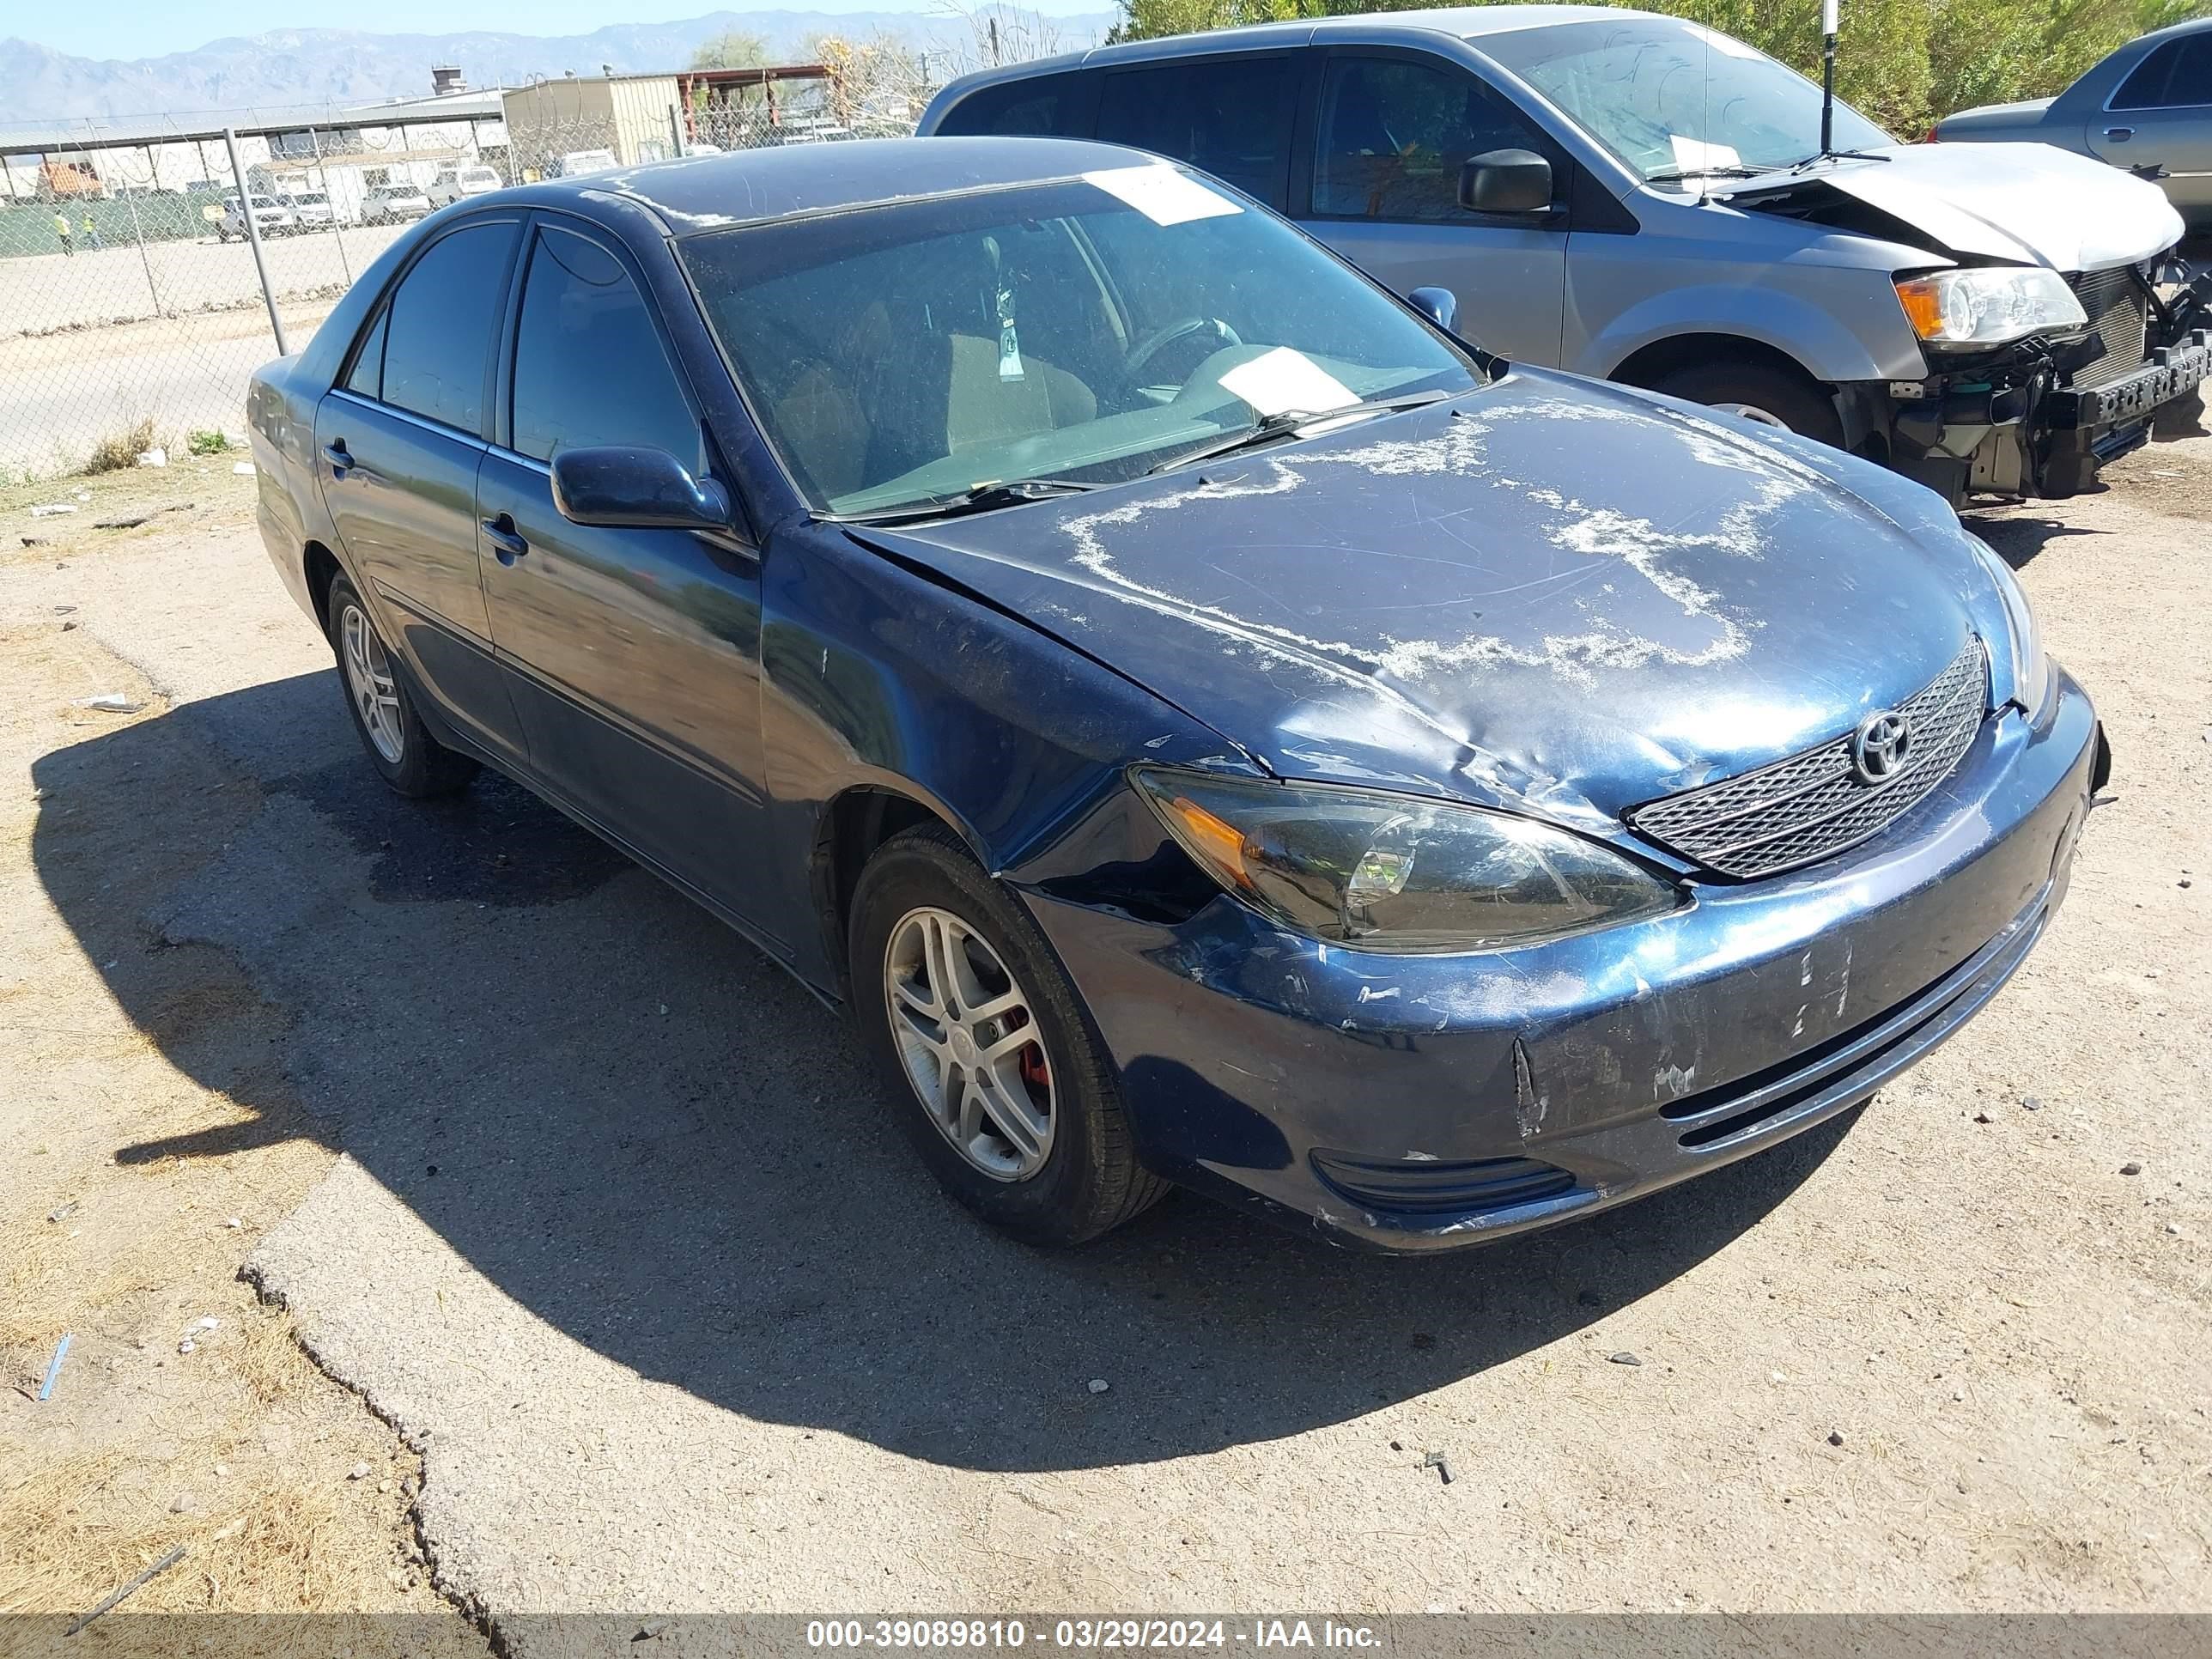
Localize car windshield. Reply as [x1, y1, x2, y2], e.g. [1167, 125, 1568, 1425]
[1479, 16, 1893, 185]
[683, 167, 1478, 516]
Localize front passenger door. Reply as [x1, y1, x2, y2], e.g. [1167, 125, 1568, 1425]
[476, 220, 775, 935]
[1300, 52, 1567, 365]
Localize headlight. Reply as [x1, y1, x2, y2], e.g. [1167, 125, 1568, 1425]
[1967, 536, 2052, 714]
[1133, 769, 1679, 954]
[1894, 268, 2086, 348]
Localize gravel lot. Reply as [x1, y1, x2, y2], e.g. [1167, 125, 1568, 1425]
[1, 424, 2206, 1643]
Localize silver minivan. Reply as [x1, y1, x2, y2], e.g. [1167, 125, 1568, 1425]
[920, 4, 2209, 505]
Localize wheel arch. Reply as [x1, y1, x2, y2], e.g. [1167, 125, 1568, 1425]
[811, 784, 981, 998]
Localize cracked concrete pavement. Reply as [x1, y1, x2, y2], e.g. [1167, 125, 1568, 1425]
[4, 431, 2208, 1649]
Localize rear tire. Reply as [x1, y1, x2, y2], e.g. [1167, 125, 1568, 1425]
[325, 574, 477, 799]
[850, 823, 1168, 1248]
[1650, 360, 1845, 447]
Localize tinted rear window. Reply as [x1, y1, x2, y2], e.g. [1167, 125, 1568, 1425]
[936, 71, 1096, 137]
[380, 221, 515, 434]
[2112, 35, 2212, 109]
[1095, 55, 1297, 210]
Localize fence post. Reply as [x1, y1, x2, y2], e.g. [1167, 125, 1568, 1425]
[222, 125, 288, 356]
[309, 125, 352, 284]
[668, 103, 685, 160]
[122, 181, 162, 317]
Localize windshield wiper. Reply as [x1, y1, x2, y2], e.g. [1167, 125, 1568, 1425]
[1144, 390, 1451, 477]
[827, 477, 1099, 526]
[1646, 163, 1771, 185]
[1785, 148, 1893, 173]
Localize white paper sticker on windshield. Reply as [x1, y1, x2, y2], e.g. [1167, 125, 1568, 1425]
[1668, 134, 1744, 173]
[1083, 163, 1243, 227]
[1218, 347, 1357, 419]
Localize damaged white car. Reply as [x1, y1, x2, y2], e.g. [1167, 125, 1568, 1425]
[922, 4, 2212, 505]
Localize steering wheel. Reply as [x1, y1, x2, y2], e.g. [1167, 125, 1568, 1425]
[1122, 316, 1243, 386]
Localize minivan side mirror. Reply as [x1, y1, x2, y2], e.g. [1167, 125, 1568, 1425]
[1407, 287, 1460, 333]
[550, 446, 732, 532]
[1459, 149, 1554, 216]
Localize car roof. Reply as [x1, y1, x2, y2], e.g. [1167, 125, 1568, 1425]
[499, 135, 1168, 234]
[930, 5, 1661, 94]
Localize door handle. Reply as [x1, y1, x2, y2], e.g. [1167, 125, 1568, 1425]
[2105, 126, 2134, 142]
[322, 439, 360, 476]
[482, 514, 529, 564]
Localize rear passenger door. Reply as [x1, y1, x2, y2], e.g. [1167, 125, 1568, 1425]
[2092, 33, 2212, 227]
[476, 216, 775, 930]
[317, 214, 528, 760]
[1299, 49, 1567, 365]
[1095, 52, 1303, 210]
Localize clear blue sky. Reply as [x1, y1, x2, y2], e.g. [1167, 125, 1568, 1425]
[23, 0, 1109, 60]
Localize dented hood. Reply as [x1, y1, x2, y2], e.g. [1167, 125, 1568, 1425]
[1720, 142, 2184, 272]
[852, 371, 1990, 836]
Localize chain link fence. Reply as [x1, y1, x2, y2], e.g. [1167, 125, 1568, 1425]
[0, 56, 959, 480]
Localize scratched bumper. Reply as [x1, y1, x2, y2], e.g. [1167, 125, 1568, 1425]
[1020, 672, 2101, 1253]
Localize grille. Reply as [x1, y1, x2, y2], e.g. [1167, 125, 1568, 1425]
[2067, 267, 2149, 389]
[1626, 638, 1988, 880]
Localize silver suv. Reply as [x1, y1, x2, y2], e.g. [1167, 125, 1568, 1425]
[921, 4, 2210, 503]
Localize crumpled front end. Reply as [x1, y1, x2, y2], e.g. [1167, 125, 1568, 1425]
[1873, 257, 2211, 502]
[1012, 671, 2104, 1252]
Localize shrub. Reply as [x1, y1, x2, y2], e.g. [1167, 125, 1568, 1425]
[187, 429, 232, 456]
[82, 417, 157, 476]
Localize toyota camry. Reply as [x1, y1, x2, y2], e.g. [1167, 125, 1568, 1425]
[246, 138, 2107, 1251]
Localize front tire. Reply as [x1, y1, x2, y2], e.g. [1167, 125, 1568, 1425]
[1651, 360, 1845, 447]
[325, 574, 477, 799]
[850, 824, 1167, 1247]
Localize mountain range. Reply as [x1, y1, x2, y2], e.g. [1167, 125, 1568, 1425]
[4, 9, 1117, 122]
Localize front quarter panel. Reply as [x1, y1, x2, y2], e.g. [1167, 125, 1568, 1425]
[756, 520, 1248, 994]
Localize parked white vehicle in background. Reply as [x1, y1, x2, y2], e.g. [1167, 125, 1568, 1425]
[550, 148, 619, 178]
[281, 191, 335, 228]
[217, 193, 295, 241]
[359, 185, 434, 225]
[426, 164, 503, 206]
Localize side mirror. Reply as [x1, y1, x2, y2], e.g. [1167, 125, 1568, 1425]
[550, 446, 732, 532]
[1407, 286, 1460, 333]
[1458, 149, 1553, 216]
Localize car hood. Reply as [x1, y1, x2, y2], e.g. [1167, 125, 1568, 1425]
[848, 370, 2001, 839]
[1720, 141, 2183, 271]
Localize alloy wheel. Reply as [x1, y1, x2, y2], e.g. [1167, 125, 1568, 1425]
[883, 906, 1055, 1181]
[339, 601, 405, 765]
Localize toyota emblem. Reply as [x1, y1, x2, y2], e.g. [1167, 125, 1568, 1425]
[1851, 711, 1912, 785]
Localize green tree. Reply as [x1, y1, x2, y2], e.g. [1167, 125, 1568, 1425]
[690, 28, 772, 70]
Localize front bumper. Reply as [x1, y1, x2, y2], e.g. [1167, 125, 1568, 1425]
[1021, 674, 2103, 1253]
[1875, 329, 2210, 504]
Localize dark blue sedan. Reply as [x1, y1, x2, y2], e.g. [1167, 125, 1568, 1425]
[246, 137, 2108, 1252]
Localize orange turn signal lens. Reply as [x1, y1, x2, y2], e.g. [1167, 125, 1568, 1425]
[1164, 795, 1254, 889]
[1894, 276, 1945, 340]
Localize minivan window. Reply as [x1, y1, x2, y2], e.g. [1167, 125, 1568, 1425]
[509, 227, 701, 468]
[683, 173, 1476, 514]
[1315, 58, 1552, 219]
[1478, 16, 1891, 185]
[2111, 35, 2212, 109]
[1096, 56, 1297, 209]
[937, 74, 1092, 137]
[379, 221, 515, 434]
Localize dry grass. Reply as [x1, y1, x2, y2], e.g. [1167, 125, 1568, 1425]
[81, 417, 157, 476]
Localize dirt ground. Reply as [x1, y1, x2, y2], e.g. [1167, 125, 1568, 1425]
[0, 422, 2206, 1647]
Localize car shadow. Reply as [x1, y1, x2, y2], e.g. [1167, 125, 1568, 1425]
[33, 672, 1853, 1474]
[1969, 513, 2105, 570]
